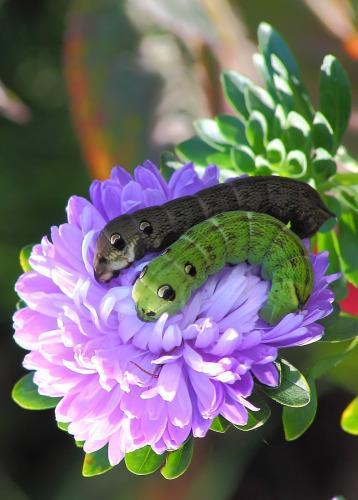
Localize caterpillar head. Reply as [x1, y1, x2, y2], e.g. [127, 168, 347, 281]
[94, 215, 144, 283]
[132, 260, 191, 321]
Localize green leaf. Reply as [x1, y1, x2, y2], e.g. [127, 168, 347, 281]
[262, 359, 310, 407]
[312, 148, 337, 181]
[234, 394, 271, 431]
[125, 446, 165, 475]
[220, 71, 252, 120]
[12, 373, 61, 410]
[272, 104, 286, 137]
[231, 145, 256, 173]
[210, 415, 231, 433]
[19, 244, 34, 272]
[194, 119, 228, 150]
[258, 23, 313, 120]
[315, 230, 347, 301]
[333, 173, 358, 186]
[319, 55, 352, 147]
[285, 150, 308, 178]
[284, 111, 311, 152]
[16, 300, 27, 310]
[319, 312, 358, 343]
[160, 438, 194, 480]
[159, 151, 176, 181]
[258, 22, 300, 80]
[216, 114, 247, 146]
[341, 396, 358, 435]
[82, 447, 113, 477]
[309, 339, 358, 379]
[57, 421, 69, 432]
[312, 111, 334, 154]
[266, 138, 286, 166]
[175, 137, 219, 165]
[244, 85, 275, 123]
[338, 211, 358, 286]
[282, 377, 317, 440]
[245, 111, 267, 154]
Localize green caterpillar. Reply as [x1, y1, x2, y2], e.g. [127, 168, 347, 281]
[132, 211, 314, 325]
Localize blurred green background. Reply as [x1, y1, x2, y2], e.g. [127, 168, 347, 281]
[1, 1, 357, 498]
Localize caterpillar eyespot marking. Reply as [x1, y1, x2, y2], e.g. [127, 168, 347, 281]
[110, 233, 125, 250]
[94, 175, 333, 283]
[157, 285, 176, 301]
[184, 263, 196, 276]
[132, 211, 314, 325]
[139, 220, 153, 235]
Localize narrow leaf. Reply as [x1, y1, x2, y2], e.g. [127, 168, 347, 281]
[216, 114, 247, 146]
[12, 373, 61, 410]
[125, 446, 165, 475]
[319, 55, 352, 147]
[19, 244, 34, 272]
[262, 359, 310, 407]
[210, 415, 231, 433]
[312, 111, 334, 153]
[235, 394, 271, 431]
[82, 447, 113, 477]
[160, 438, 194, 480]
[176, 137, 219, 165]
[220, 71, 252, 119]
[194, 119, 228, 150]
[341, 396, 358, 435]
[282, 377, 317, 440]
[245, 111, 267, 154]
[231, 145, 256, 173]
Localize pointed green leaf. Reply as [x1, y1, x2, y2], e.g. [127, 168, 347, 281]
[234, 394, 271, 431]
[258, 23, 313, 119]
[312, 148, 337, 181]
[315, 230, 347, 301]
[333, 173, 358, 186]
[244, 85, 275, 123]
[338, 211, 358, 286]
[272, 104, 286, 137]
[159, 151, 176, 181]
[57, 421, 69, 432]
[16, 300, 27, 310]
[284, 111, 311, 152]
[231, 145, 256, 173]
[266, 138, 286, 166]
[19, 244, 34, 272]
[175, 137, 219, 165]
[285, 150, 308, 178]
[319, 312, 358, 343]
[160, 438, 194, 480]
[194, 119, 228, 150]
[12, 373, 61, 410]
[319, 55, 351, 147]
[82, 447, 113, 477]
[341, 396, 358, 435]
[125, 446, 165, 475]
[210, 415, 231, 433]
[245, 111, 267, 154]
[312, 111, 334, 154]
[283, 377, 317, 441]
[309, 339, 358, 379]
[261, 359, 310, 407]
[216, 114, 247, 146]
[220, 71, 252, 120]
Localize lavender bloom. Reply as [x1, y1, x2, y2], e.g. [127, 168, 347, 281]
[14, 161, 337, 465]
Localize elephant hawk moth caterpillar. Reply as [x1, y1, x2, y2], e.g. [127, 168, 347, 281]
[132, 211, 314, 326]
[94, 175, 332, 283]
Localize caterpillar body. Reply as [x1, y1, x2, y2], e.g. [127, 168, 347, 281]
[132, 211, 314, 325]
[94, 175, 332, 283]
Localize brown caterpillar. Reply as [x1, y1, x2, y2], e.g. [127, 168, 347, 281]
[94, 175, 333, 282]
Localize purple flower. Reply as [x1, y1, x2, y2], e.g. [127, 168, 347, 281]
[13, 161, 337, 465]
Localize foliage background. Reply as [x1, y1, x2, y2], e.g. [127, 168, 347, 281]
[1, 0, 357, 498]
